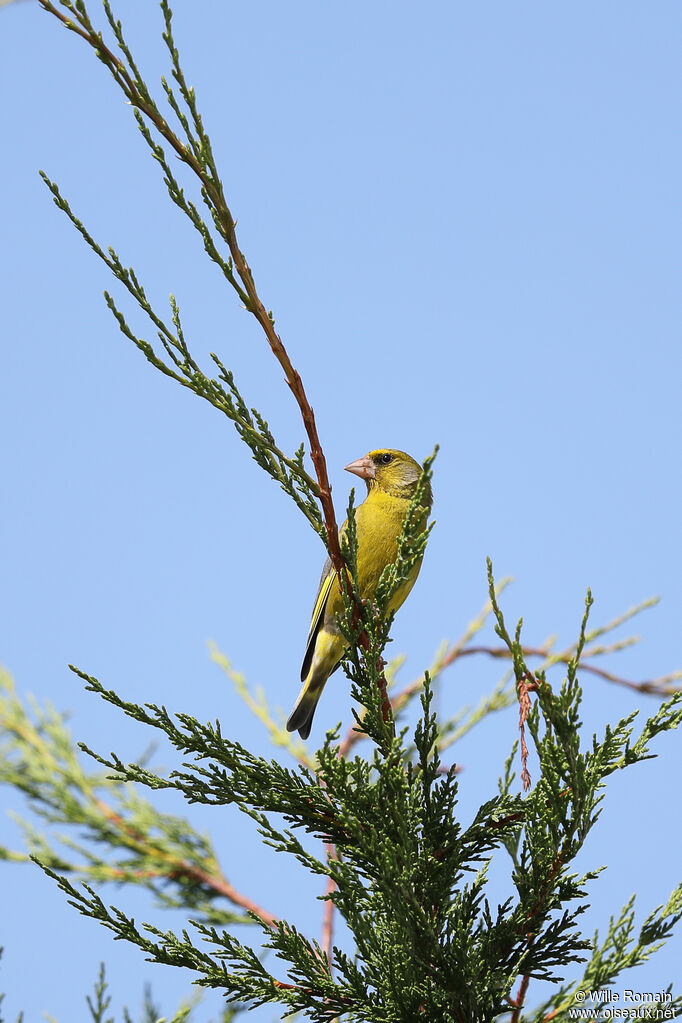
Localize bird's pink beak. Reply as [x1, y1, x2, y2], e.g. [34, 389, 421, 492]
[344, 454, 375, 480]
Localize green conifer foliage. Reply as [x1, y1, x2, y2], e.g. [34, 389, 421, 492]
[1, 2, 681, 1020]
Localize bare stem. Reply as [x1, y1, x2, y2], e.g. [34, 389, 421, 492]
[321, 852, 338, 967]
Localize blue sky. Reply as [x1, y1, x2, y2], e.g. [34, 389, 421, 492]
[1, 1, 681, 1020]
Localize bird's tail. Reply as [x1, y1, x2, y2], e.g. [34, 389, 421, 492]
[286, 678, 325, 740]
[287, 627, 343, 740]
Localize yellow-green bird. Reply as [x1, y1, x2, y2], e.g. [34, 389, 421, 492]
[286, 448, 432, 740]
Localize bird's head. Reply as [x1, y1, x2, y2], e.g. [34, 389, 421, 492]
[345, 449, 431, 504]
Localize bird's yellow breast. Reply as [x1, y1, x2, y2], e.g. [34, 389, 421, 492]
[325, 489, 426, 623]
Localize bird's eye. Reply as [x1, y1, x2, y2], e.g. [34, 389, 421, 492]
[377, 453, 393, 466]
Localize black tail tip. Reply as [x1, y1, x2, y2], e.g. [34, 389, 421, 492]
[286, 707, 313, 741]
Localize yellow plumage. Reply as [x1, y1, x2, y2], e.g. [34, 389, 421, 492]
[286, 448, 432, 740]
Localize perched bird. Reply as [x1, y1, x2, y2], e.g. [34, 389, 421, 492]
[286, 448, 432, 740]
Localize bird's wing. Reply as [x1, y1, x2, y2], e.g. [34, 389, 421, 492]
[300, 555, 335, 682]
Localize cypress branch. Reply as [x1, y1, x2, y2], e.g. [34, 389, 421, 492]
[0, 2, 679, 1019]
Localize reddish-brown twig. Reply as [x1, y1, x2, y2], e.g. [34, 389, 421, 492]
[321, 848, 339, 967]
[461, 645, 680, 696]
[336, 640, 680, 758]
[393, 644, 680, 711]
[510, 971, 531, 1023]
[166, 863, 278, 929]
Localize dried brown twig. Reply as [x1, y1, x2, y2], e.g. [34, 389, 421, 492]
[436, 644, 682, 698]
[338, 636, 681, 758]
[516, 673, 539, 792]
